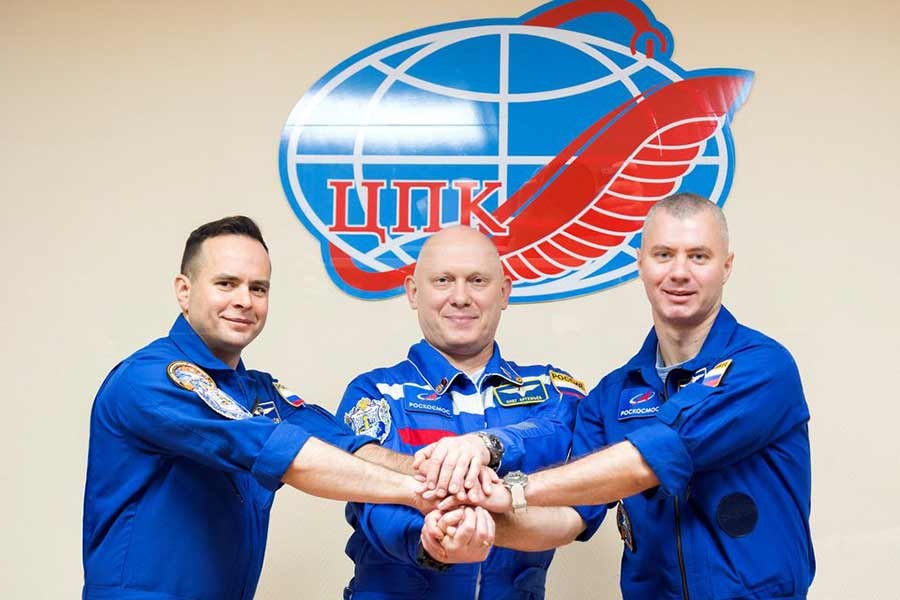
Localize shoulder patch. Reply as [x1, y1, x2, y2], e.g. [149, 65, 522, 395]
[702, 359, 733, 388]
[167, 361, 214, 391]
[493, 376, 549, 407]
[344, 397, 392, 442]
[273, 380, 305, 407]
[167, 361, 251, 420]
[549, 370, 587, 396]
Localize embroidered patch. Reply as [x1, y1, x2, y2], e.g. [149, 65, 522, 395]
[404, 393, 453, 417]
[617, 388, 662, 420]
[617, 501, 636, 552]
[702, 359, 733, 388]
[493, 377, 549, 407]
[166, 361, 214, 391]
[273, 380, 304, 407]
[167, 361, 252, 420]
[251, 399, 282, 423]
[344, 397, 392, 442]
[549, 370, 587, 396]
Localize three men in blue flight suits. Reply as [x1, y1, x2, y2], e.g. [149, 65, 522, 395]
[338, 226, 586, 599]
[424, 194, 815, 600]
[82, 217, 433, 600]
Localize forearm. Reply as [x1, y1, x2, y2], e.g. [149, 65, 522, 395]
[355, 443, 416, 475]
[283, 437, 420, 507]
[494, 506, 586, 552]
[528, 441, 658, 507]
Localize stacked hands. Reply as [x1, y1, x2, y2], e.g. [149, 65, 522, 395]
[410, 434, 514, 564]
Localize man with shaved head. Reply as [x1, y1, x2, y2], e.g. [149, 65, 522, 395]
[337, 225, 586, 599]
[425, 193, 815, 600]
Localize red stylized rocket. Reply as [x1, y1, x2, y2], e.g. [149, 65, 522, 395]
[329, 0, 753, 292]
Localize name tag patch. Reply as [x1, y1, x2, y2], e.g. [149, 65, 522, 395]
[617, 388, 661, 421]
[493, 377, 549, 407]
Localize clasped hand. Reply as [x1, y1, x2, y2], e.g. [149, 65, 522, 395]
[411, 434, 514, 563]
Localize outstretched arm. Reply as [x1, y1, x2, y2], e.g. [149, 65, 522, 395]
[283, 437, 432, 513]
[441, 441, 656, 513]
[355, 443, 416, 475]
[526, 441, 657, 508]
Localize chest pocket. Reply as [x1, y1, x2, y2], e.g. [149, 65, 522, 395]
[229, 471, 276, 509]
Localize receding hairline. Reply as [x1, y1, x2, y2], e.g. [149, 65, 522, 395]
[180, 215, 268, 277]
[182, 233, 270, 278]
[642, 192, 730, 249]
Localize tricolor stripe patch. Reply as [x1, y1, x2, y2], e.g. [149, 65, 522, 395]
[549, 370, 587, 397]
[702, 360, 733, 388]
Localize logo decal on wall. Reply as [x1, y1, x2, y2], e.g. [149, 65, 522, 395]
[279, 0, 753, 302]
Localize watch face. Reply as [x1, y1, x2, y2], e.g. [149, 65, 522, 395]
[504, 471, 527, 486]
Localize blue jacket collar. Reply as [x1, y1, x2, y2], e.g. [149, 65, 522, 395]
[407, 339, 520, 395]
[167, 314, 246, 373]
[627, 306, 738, 383]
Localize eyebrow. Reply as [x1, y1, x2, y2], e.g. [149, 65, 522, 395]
[213, 273, 271, 289]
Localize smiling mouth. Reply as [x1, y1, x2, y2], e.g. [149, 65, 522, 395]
[223, 316, 254, 326]
[663, 290, 695, 299]
[445, 315, 477, 324]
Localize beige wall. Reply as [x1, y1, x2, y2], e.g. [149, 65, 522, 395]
[3, 0, 898, 597]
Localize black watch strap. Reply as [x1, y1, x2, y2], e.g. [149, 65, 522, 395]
[416, 540, 451, 571]
[477, 431, 504, 470]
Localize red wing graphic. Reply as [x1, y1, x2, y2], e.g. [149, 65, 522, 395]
[329, 74, 749, 292]
[493, 74, 746, 281]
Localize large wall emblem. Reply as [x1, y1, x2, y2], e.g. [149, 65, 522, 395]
[279, 0, 753, 302]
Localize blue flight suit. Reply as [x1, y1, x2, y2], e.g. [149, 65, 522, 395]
[82, 315, 372, 600]
[338, 340, 585, 600]
[574, 307, 814, 600]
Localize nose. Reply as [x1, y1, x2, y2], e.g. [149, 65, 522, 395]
[231, 284, 252, 309]
[668, 255, 690, 282]
[449, 281, 472, 307]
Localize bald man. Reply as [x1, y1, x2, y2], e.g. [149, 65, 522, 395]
[336, 226, 586, 600]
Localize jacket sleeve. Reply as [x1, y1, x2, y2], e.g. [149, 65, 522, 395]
[570, 381, 610, 541]
[626, 342, 810, 498]
[337, 374, 424, 565]
[283, 403, 376, 455]
[252, 370, 376, 455]
[99, 361, 310, 491]
[486, 367, 583, 473]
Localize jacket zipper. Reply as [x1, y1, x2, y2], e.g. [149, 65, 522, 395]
[662, 375, 689, 600]
[674, 497, 689, 600]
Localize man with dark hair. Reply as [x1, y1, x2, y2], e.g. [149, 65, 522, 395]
[82, 216, 430, 600]
[179, 215, 269, 276]
[424, 195, 815, 599]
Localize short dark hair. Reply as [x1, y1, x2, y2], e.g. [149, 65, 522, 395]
[180, 216, 268, 276]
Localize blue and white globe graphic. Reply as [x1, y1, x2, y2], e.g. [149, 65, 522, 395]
[279, 9, 740, 302]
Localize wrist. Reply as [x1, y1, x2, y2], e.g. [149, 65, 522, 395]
[416, 539, 451, 571]
[475, 431, 504, 470]
[502, 470, 529, 514]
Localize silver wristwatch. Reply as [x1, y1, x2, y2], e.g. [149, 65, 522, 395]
[502, 470, 529, 514]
